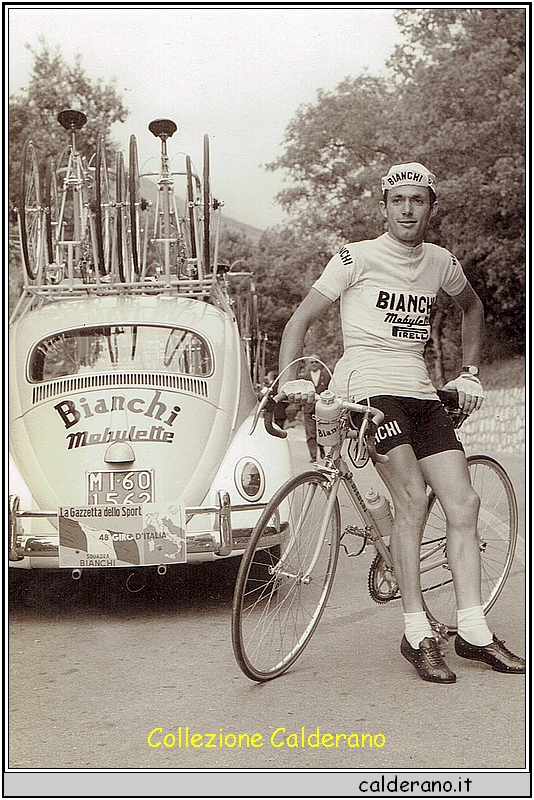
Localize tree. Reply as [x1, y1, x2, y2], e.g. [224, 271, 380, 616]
[251, 225, 341, 369]
[9, 40, 128, 194]
[216, 226, 256, 269]
[265, 8, 525, 372]
[267, 75, 399, 243]
[9, 40, 129, 312]
[389, 8, 526, 362]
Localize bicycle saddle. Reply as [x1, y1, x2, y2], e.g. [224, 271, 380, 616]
[148, 119, 177, 139]
[57, 109, 88, 131]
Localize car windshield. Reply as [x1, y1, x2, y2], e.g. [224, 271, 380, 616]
[29, 325, 212, 382]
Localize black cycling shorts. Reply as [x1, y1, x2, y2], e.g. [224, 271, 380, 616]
[362, 395, 464, 461]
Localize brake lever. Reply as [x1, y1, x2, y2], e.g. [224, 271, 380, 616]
[356, 411, 388, 465]
[365, 420, 389, 464]
[249, 390, 288, 439]
[249, 390, 272, 435]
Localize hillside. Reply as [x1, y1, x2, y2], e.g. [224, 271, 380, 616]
[140, 177, 264, 243]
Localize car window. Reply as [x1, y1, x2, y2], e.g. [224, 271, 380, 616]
[29, 325, 213, 382]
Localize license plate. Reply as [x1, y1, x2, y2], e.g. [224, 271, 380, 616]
[87, 470, 154, 505]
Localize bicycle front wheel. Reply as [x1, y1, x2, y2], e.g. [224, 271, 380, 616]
[20, 139, 42, 280]
[421, 455, 518, 635]
[232, 471, 341, 681]
[94, 135, 111, 275]
[114, 151, 130, 282]
[202, 133, 210, 274]
[185, 154, 197, 259]
[44, 156, 60, 268]
[128, 134, 143, 277]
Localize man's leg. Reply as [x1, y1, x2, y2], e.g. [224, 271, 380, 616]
[420, 450, 524, 672]
[376, 443, 429, 613]
[418, 449, 483, 610]
[376, 444, 456, 683]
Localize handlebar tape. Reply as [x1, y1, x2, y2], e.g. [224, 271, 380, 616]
[263, 396, 288, 439]
[437, 388, 459, 408]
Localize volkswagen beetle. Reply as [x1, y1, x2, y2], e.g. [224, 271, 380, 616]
[9, 119, 292, 576]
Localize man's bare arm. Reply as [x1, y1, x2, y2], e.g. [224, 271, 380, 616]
[278, 289, 333, 403]
[445, 281, 485, 414]
[452, 281, 485, 367]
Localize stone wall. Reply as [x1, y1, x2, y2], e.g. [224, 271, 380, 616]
[458, 387, 525, 455]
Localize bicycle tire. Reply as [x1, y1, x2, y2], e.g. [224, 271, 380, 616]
[114, 151, 128, 282]
[19, 139, 42, 280]
[421, 454, 518, 635]
[44, 156, 59, 268]
[203, 134, 210, 274]
[186, 154, 197, 259]
[128, 135, 143, 277]
[250, 290, 261, 385]
[94, 135, 111, 275]
[232, 470, 341, 681]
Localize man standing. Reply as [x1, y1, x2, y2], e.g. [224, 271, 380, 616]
[301, 356, 330, 461]
[278, 162, 524, 683]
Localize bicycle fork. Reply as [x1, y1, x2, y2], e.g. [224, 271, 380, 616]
[271, 474, 340, 584]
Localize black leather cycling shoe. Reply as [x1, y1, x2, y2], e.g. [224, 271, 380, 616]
[455, 634, 525, 673]
[401, 635, 457, 684]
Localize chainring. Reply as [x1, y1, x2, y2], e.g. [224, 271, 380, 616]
[368, 553, 400, 603]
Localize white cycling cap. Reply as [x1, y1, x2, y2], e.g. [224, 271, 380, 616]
[381, 162, 436, 194]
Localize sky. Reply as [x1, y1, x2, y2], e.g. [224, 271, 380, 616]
[8, 5, 402, 230]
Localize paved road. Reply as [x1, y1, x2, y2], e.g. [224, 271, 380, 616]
[8, 433, 526, 772]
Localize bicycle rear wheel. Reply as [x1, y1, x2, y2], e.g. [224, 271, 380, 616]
[94, 135, 111, 275]
[186, 154, 197, 259]
[44, 156, 60, 268]
[129, 134, 147, 277]
[202, 133, 210, 274]
[114, 151, 129, 282]
[235, 292, 261, 384]
[232, 471, 341, 681]
[19, 139, 42, 280]
[421, 455, 518, 635]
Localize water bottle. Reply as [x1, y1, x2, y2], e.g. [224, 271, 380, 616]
[365, 487, 393, 538]
[315, 390, 341, 447]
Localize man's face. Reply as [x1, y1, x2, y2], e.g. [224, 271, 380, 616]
[379, 186, 438, 247]
[310, 361, 320, 370]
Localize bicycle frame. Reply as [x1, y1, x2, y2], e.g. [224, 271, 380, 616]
[272, 401, 393, 583]
[139, 134, 198, 283]
[54, 133, 97, 285]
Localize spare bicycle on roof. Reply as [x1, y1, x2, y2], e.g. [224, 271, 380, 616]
[9, 111, 279, 577]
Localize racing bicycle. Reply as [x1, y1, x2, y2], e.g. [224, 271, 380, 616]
[231, 386, 518, 681]
[128, 119, 219, 282]
[43, 109, 102, 285]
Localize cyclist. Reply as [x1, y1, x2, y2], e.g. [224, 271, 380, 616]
[278, 162, 525, 683]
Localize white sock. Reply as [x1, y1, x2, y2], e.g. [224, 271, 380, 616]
[403, 611, 434, 649]
[457, 606, 493, 646]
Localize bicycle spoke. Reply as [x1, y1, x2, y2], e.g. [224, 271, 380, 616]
[232, 471, 340, 681]
[422, 455, 518, 634]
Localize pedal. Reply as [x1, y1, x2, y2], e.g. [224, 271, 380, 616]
[343, 524, 366, 538]
[340, 525, 367, 557]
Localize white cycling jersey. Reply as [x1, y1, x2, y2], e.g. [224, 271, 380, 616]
[313, 232, 467, 400]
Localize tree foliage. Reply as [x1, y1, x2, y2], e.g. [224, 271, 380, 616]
[9, 40, 128, 206]
[265, 8, 525, 373]
[9, 41, 129, 312]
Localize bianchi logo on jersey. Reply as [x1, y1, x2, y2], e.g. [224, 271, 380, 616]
[375, 290, 435, 340]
